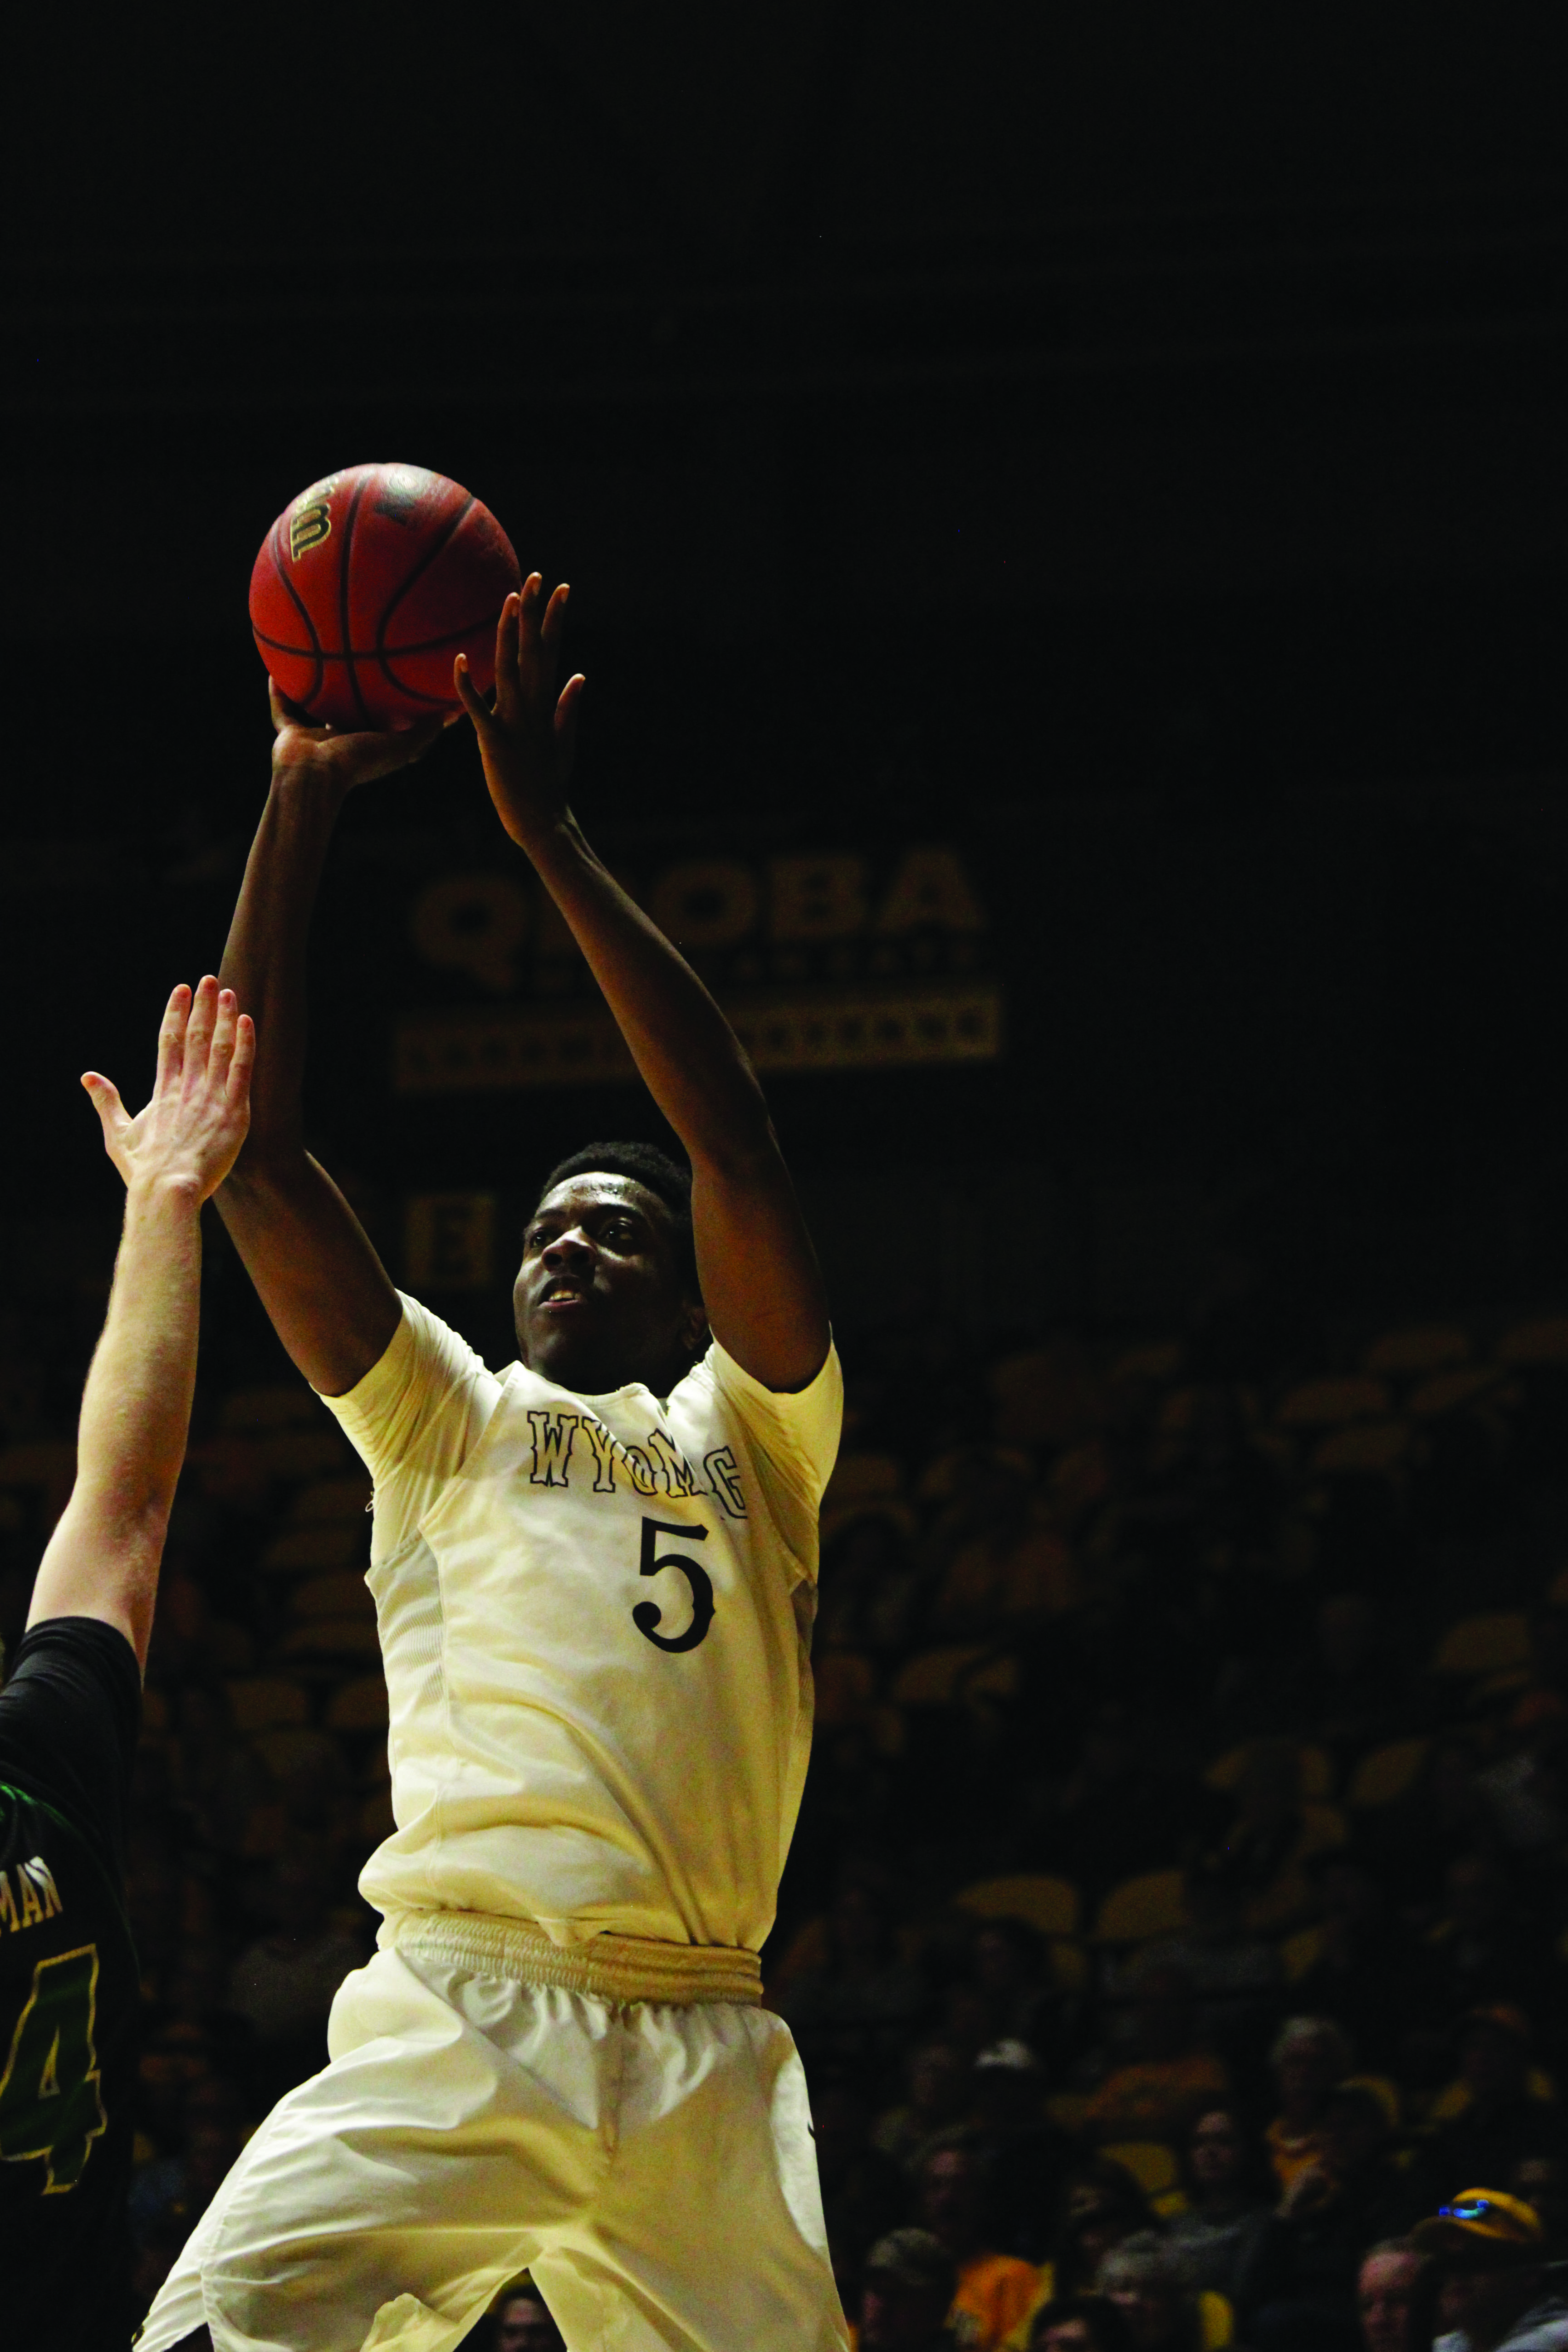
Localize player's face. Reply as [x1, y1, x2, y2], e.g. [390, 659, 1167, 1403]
[514, 1175, 706, 1396]
[495, 2293, 565, 2352]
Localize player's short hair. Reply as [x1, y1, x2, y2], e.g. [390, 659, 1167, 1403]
[532, 1142, 699, 1294]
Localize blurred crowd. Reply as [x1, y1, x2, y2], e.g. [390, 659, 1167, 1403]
[8, 1243, 1568, 2348]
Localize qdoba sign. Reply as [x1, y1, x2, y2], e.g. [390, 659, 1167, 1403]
[393, 845, 1003, 1092]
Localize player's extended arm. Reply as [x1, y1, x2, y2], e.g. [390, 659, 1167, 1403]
[27, 980, 254, 1668]
[214, 693, 447, 1396]
[457, 582, 829, 1392]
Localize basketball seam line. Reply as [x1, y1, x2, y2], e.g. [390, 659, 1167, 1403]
[339, 471, 372, 729]
[251, 613, 511, 661]
[375, 492, 476, 696]
[268, 516, 324, 709]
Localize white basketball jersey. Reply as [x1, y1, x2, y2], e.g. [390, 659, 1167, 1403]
[320, 1296, 842, 1955]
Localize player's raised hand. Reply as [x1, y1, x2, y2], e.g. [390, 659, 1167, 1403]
[83, 977, 255, 1204]
[268, 681, 454, 792]
[455, 577, 585, 849]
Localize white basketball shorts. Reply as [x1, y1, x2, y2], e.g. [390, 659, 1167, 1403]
[135, 1945, 848, 2352]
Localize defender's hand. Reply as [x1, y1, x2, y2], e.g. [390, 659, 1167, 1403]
[455, 576, 585, 850]
[268, 682, 453, 794]
[83, 977, 255, 1205]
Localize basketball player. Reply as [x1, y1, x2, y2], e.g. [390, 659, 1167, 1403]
[1, 978, 253, 2349]
[141, 578, 847, 2352]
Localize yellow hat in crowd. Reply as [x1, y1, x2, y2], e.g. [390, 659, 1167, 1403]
[1413, 2191, 1546, 2269]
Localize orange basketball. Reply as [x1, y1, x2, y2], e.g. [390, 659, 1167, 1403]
[249, 462, 520, 729]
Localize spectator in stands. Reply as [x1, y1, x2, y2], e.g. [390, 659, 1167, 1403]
[1283, 1594, 1405, 1760]
[1411, 2009, 1568, 2214]
[1264, 2016, 1354, 2192]
[777, 1872, 927, 2077]
[1043, 2162, 1157, 2304]
[225, 1841, 366, 2106]
[1357, 2240, 1437, 2352]
[1165, 2106, 1273, 2298]
[1413, 2189, 1568, 2352]
[1291, 1852, 1429, 2077]
[916, 2128, 1041, 2352]
[861, 2229, 961, 2352]
[876, 2038, 976, 2171]
[1029, 2298, 1136, 2352]
[1380, 1744, 1491, 1912]
[1082, 1960, 1231, 2146]
[1238, 2081, 1409, 2352]
[973, 2039, 1076, 2261]
[1098, 2235, 1210, 2352]
[489, 2277, 566, 2350]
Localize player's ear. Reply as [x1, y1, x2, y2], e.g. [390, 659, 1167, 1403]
[680, 1298, 710, 1361]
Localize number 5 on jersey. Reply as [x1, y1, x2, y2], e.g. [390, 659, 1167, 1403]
[0, 1945, 106, 2191]
[634, 1518, 715, 1653]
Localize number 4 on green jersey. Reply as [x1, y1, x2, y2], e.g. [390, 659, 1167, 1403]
[0, 1945, 106, 2191]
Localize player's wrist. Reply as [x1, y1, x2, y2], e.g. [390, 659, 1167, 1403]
[123, 1166, 207, 1217]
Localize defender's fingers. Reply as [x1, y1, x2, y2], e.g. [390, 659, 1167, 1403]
[207, 985, 239, 1078]
[81, 1072, 128, 1141]
[182, 974, 221, 1079]
[154, 983, 192, 1093]
[225, 1012, 256, 1109]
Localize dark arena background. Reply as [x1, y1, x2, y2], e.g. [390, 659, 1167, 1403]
[6, 10, 1568, 2346]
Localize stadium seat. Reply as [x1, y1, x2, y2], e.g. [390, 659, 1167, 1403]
[1497, 1318, 1568, 1366]
[1364, 1326, 1469, 1375]
[1275, 1376, 1389, 1428]
[1102, 2140, 1181, 2200]
[1093, 1869, 1188, 1944]
[1430, 1613, 1530, 1676]
[1347, 1739, 1430, 1808]
[1280, 1925, 1324, 1982]
[888, 1646, 1020, 1707]
[225, 1676, 309, 1733]
[325, 1676, 390, 1730]
[1205, 1743, 1334, 1801]
[1310, 1422, 1409, 1475]
[954, 1873, 1082, 1939]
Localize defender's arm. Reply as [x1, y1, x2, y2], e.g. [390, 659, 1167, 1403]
[458, 584, 829, 1394]
[28, 980, 253, 1667]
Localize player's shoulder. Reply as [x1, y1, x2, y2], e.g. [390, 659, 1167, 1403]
[671, 1335, 843, 1499]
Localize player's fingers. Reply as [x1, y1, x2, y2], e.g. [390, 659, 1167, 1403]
[539, 581, 569, 660]
[494, 591, 524, 706]
[154, 982, 192, 1094]
[454, 653, 493, 728]
[554, 673, 585, 774]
